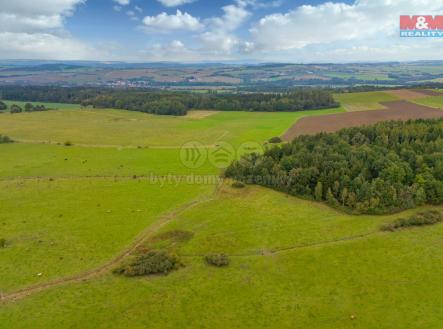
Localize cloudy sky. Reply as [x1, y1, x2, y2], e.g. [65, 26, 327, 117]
[1, 0, 443, 62]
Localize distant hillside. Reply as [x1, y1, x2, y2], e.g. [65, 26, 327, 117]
[1, 61, 443, 89]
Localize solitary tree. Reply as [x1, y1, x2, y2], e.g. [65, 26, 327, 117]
[10, 104, 22, 114]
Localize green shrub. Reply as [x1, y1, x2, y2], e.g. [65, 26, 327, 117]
[0, 238, 6, 248]
[205, 254, 230, 267]
[64, 141, 72, 146]
[268, 136, 282, 144]
[0, 135, 13, 144]
[114, 250, 183, 277]
[231, 181, 245, 189]
[381, 211, 442, 232]
[10, 104, 22, 113]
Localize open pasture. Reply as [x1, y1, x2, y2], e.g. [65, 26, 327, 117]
[1, 185, 442, 329]
[1, 98, 442, 329]
[0, 143, 217, 178]
[0, 177, 213, 292]
[333, 91, 399, 112]
[1, 100, 81, 110]
[413, 95, 443, 110]
[0, 107, 342, 148]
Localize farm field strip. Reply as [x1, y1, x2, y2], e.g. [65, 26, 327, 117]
[333, 91, 399, 112]
[412, 95, 443, 110]
[282, 100, 443, 140]
[0, 108, 343, 147]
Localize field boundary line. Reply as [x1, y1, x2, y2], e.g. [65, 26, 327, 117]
[179, 231, 379, 258]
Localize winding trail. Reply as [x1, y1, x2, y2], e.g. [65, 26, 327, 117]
[1, 192, 380, 303]
[0, 179, 382, 303]
[0, 183, 222, 303]
[179, 231, 379, 258]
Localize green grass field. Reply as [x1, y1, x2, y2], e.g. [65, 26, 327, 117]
[334, 92, 399, 112]
[0, 178, 213, 291]
[0, 107, 342, 147]
[1, 103, 442, 329]
[1, 184, 442, 329]
[413, 95, 443, 110]
[2, 100, 81, 110]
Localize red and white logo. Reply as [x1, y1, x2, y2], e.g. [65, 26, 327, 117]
[400, 15, 443, 37]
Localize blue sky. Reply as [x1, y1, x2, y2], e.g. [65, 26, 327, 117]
[1, 0, 443, 62]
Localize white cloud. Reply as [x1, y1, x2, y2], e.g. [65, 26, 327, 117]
[249, 0, 443, 52]
[143, 10, 203, 32]
[140, 39, 235, 62]
[0, 32, 102, 60]
[141, 40, 198, 61]
[126, 10, 139, 21]
[1, 0, 85, 17]
[113, 0, 130, 5]
[156, 0, 197, 7]
[0, 0, 103, 60]
[208, 2, 251, 32]
[198, 0, 251, 54]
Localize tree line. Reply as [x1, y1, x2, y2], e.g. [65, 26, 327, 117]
[0, 101, 52, 113]
[0, 86, 339, 116]
[226, 119, 443, 214]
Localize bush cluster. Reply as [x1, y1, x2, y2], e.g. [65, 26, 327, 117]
[0, 238, 6, 248]
[268, 136, 283, 144]
[0, 135, 13, 144]
[231, 181, 245, 189]
[205, 254, 230, 267]
[114, 250, 183, 277]
[381, 211, 442, 231]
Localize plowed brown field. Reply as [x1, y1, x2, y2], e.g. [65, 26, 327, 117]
[282, 100, 443, 141]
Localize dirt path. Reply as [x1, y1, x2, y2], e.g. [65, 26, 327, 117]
[179, 231, 378, 258]
[282, 100, 443, 141]
[0, 183, 222, 303]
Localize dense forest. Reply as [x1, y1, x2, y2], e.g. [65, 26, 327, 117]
[0, 86, 339, 116]
[226, 119, 443, 214]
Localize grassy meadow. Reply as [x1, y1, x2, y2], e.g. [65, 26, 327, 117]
[1, 100, 442, 329]
[413, 95, 443, 110]
[0, 107, 342, 147]
[1, 100, 81, 110]
[1, 184, 442, 329]
[0, 178, 213, 291]
[334, 91, 399, 112]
